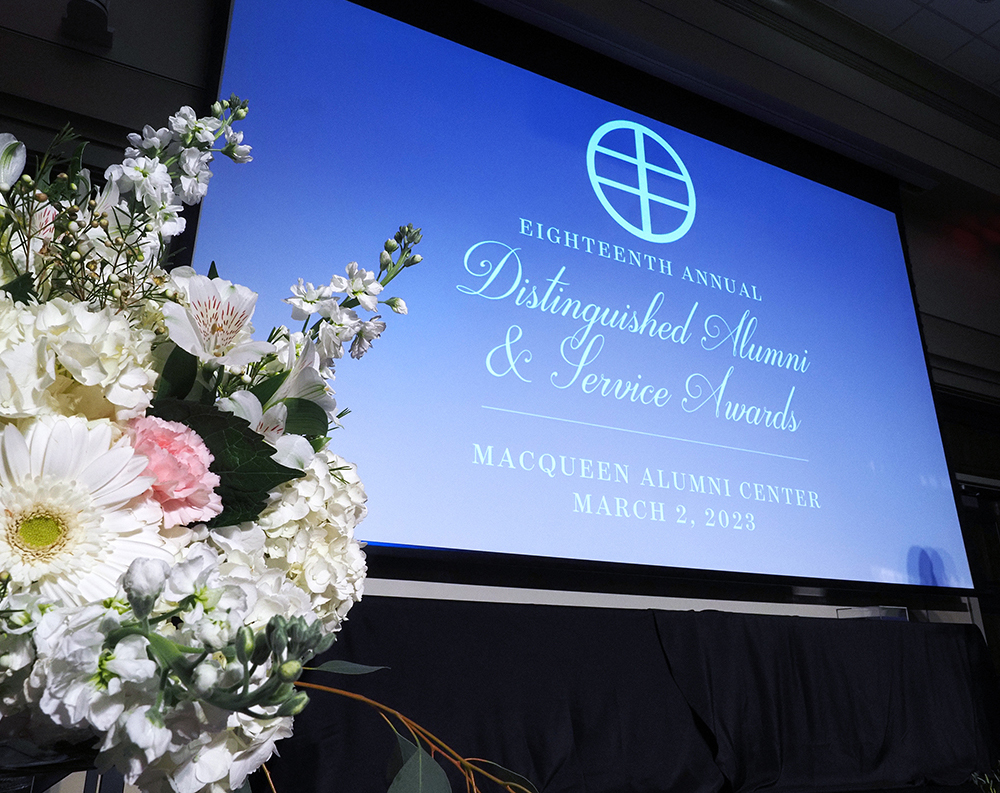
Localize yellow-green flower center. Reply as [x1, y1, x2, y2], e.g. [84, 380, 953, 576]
[17, 514, 65, 549]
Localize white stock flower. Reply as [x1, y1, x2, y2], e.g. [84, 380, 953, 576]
[222, 126, 252, 164]
[336, 261, 383, 311]
[168, 107, 222, 145]
[122, 558, 170, 618]
[285, 279, 336, 321]
[162, 267, 274, 369]
[177, 147, 213, 205]
[105, 156, 173, 207]
[126, 125, 175, 157]
[0, 417, 174, 606]
[349, 315, 386, 359]
[27, 603, 157, 739]
[162, 545, 248, 650]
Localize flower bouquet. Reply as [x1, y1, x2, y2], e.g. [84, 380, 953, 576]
[0, 97, 440, 792]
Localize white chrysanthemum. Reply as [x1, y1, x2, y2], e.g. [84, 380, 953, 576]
[250, 449, 367, 629]
[0, 417, 175, 606]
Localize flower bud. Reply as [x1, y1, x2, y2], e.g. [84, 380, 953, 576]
[406, 254, 423, 266]
[267, 616, 289, 658]
[276, 691, 310, 717]
[379, 250, 392, 269]
[211, 101, 224, 117]
[277, 660, 302, 682]
[122, 558, 169, 620]
[191, 661, 221, 695]
[251, 632, 271, 665]
[385, 297, 408, 315]
[383, 239, 399, 253]
[234, 107, 248, 120]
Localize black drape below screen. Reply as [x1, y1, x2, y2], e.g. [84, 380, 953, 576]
[268, 598, 999, 793]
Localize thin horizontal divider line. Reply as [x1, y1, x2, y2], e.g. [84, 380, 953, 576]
[481, 405, 809, 462]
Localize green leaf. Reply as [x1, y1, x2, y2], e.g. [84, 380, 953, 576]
[208, 260, 220, 279]
[311, 660, 388, 675]
[387, 734, 451, 793]
[282, 397, 329, 436]
[470, 760, 540, 793]
[69, 141, 87, 184]
[149, 398, 303, 527]
[250, 370, 289, 407]
[155, 345, 198, 400]
[1, 272, 37, 304]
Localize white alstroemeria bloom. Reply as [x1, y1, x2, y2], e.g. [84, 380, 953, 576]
[217, 390, 317, 468]
[350, 315, 387, 359]
[285, 279, 336, 321]
[270, 336, 338, 423]
[162, 267, 274, 368]
[168, 107, 222, 145]
[0, 133, 26, 193]
[217, 390, 286, 445]
[340, 261, 383, 311]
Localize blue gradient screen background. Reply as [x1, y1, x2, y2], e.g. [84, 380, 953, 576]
[193, 0, 973, 587]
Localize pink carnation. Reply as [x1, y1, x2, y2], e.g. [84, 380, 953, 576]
[130, 415, 223, 528]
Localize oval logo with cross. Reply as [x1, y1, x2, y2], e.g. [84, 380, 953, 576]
[587, 120, 696, 243]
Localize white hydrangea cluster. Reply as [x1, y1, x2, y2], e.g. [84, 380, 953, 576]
[0, 293, 157, 421]
[249, 450, 368, 630]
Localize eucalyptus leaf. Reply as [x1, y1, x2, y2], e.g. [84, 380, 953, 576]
[155, 345, 198, 401]
[311, 660, 388, 675]
[387, 735, 451, 793]
[149, 398, 303, 527]
[0, 272, 37, 305]
[282, 397, 329, 436]
[470, 760, 540, 793]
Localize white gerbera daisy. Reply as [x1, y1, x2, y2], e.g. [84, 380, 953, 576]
[0, 417, 174, 606]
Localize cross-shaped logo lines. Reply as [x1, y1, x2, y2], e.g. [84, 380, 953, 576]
[586, 120, 696, 243]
